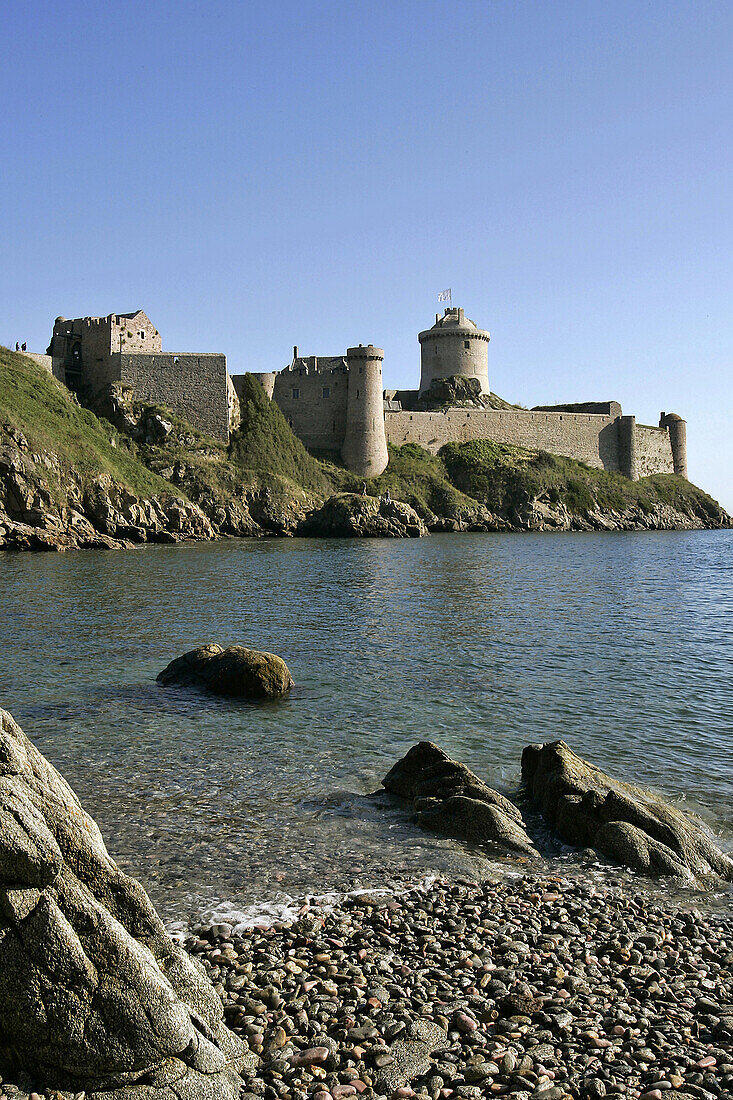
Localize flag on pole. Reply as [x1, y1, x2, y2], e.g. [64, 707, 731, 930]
[437, 288, 452, 302]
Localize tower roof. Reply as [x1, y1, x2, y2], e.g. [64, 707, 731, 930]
[431, 307, 479, 331]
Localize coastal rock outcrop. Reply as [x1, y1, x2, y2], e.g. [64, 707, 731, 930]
[298, 493, 428, 538]
[383, 742, 538, 858]
[0, 422, 215, 552]
[522, 739, 733, 882]
[157, 643, 294, 698]
[0, 707, 250, 1097]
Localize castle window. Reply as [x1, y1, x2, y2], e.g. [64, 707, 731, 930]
[464, 340, 470, 349]
[434, 345, 438, 354]
[139, 330, 145, 339]
[359, 366, 363, 374]
[322, 386, 330, 398]
[292, 387, 300, 399]
[356, 390, 360, 398]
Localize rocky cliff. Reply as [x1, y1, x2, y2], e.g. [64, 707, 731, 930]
[0, 347, 728, 551]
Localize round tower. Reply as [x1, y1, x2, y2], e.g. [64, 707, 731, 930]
[660, 412, 688, 478]
[418, 307, 490, 396]
[341, 345, 388, 478]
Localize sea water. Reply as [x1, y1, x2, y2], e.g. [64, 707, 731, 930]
[1, 530, 731, 923]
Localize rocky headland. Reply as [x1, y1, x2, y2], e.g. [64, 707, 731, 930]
[0, 348, 729, 552]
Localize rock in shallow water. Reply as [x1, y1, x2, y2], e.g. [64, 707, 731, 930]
[0, 707, 250, 1097]
[382, 741, 538, 858]
[522, 739, 733, 882]
[156, 643, 294, 698]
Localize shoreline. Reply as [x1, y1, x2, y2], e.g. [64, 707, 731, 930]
[1, 518, 731, 557]
[181, 870, 732, 1100]
[2, 867, 732, 1099]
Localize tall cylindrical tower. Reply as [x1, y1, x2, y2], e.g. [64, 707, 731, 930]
[418, 307, 490, 396]
[617, 415, 638, 481]
[660, 412, 688, 478]
[341, 345, 388, 478]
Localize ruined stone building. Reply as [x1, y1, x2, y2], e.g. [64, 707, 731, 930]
[41, 311, 234, 441]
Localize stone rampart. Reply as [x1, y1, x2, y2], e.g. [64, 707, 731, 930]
[635, 424, 675, 478]
[385, 408, 623, 470]
[23, 353, 66, 382]
[117, 352, 230, 441]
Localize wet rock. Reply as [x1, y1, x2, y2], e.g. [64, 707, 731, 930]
[157, 643, 294, 699]
[0, 707, 250, 1097]
[383, 741, 538, 858]
[521, 739, 733, 881]
[298, 493, 428, 539]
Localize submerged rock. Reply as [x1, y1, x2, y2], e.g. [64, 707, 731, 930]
[522, 739, 733, 881]
[298, 493, 428, 538]
[157, 643, 294, 698]
[382, 741, 538, 858]
[0, 707, 251, 1097]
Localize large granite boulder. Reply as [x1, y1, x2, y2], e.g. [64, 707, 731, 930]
[299, 493, 428, 538]
[0, 707, 252, 1097]
[522, 739, 733, 882]
[157, 644, 294, 698]
[383, 742, 538, 858]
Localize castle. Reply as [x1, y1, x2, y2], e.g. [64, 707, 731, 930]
[237, 305, 687, 482]
[31, 306, 687, 482]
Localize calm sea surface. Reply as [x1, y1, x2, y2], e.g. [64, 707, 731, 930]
[1, 531, 731, 924]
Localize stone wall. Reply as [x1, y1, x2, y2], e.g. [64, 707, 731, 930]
[117, 353, 230, 441]
[385, 408, 623, 470]
[24, 353, 66, 382]
[272, 362, 349, 452]
[635, 424, 675, 478]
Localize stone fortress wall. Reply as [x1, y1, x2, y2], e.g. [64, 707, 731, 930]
[255, 306, 687, 481]
[115, 353, 230, 441]
[232, 346, 388, 477]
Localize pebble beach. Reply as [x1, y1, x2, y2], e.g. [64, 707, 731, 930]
[180, 872, 733, 1100]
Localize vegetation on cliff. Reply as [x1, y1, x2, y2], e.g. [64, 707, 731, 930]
[0, 352, 728, 547]
[0, 345, 167, 499]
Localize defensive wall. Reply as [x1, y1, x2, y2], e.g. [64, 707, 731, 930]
[236, 346, 389, 477]
[114, 353, 230, 442]
[383, 408, 680, 479]
[267, 355, 350, 452]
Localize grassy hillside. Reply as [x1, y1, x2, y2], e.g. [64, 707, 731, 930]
[439, 439, 724, 524]
[228, 374, 332, 495]
[0, 346, 169, 498]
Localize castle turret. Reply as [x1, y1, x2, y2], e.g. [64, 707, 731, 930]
[418, 307, 490, 396]
[660, 412, 688, 478]
[617, 415, 638, 480]
[341, 345, 388, 478]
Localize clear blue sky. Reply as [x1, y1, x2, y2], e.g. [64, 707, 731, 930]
[2, 0, 731, 507]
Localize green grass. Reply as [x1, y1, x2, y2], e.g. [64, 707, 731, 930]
[0, 347, 169, 498]
[367, 443, 486, 520]
[440, 439, 726, 523]
[228, 374, 332, 496]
